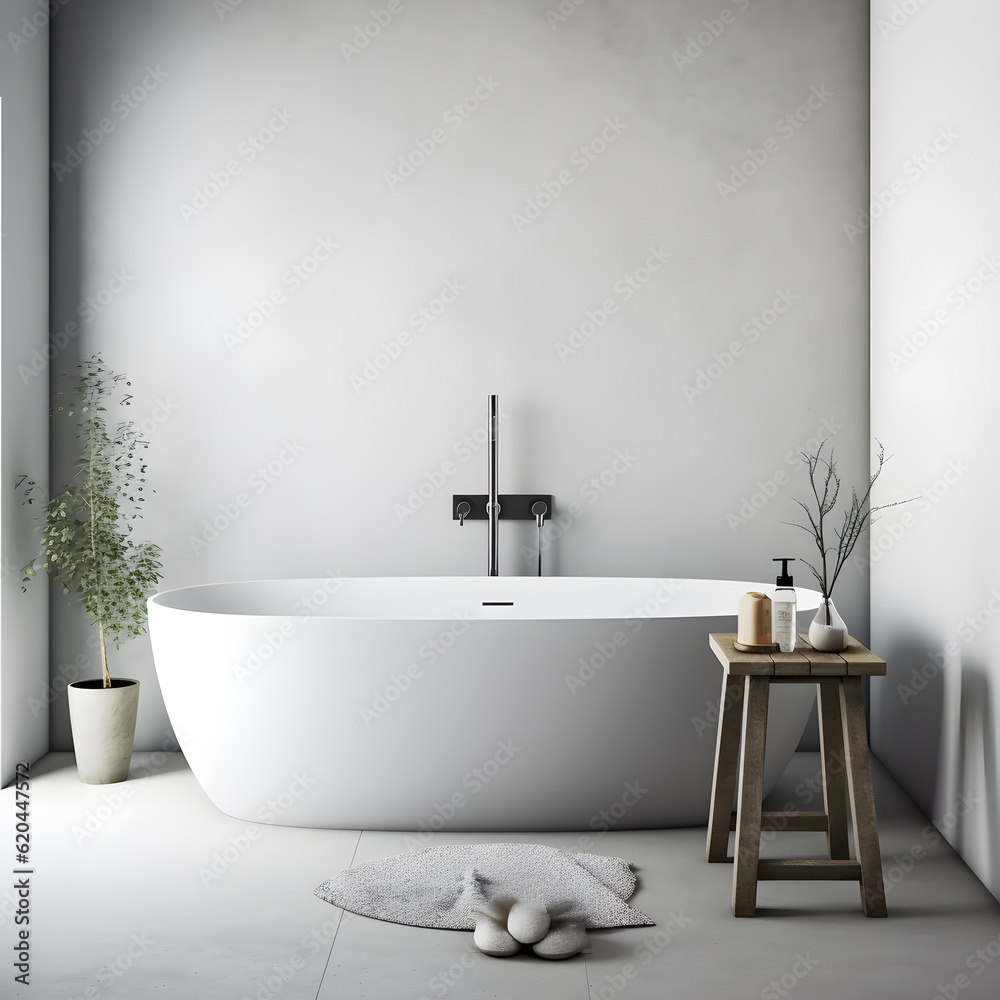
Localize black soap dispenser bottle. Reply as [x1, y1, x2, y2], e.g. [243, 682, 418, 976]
[772, 558, 797, 652]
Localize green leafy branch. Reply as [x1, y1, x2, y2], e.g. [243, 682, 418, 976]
[18, 357, 162, 687]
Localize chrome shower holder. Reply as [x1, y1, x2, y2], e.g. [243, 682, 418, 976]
[458, 394, 552, 576]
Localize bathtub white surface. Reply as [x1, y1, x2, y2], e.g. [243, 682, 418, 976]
[149, 577, 823, 830]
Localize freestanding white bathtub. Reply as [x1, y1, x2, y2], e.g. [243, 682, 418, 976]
[148, 577, 821, 831]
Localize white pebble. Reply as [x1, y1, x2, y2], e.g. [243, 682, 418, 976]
[506, 900, 552, 944]
[473, 915, 521, 957]
[533, 923, 588, 960]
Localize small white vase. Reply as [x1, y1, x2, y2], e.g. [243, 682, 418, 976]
[67, 679, 140, 784]
[808, 599, 848, 651]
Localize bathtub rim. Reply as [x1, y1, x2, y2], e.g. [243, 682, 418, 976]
[147, 575, 825, 622]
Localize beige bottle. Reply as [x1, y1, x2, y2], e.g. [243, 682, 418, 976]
[738, 592, 772, 646]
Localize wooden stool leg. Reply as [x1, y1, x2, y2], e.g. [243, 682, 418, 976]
[840, 677, 888, 917]
[732, 676, 768, 917]
[707, 672, 745, 862]
[817, 680, 850, 860]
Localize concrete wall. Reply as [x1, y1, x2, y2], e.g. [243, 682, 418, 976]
[0, 0, 52, 784]
[870, 0, 1000, 901]
[48, 0, 869, 752]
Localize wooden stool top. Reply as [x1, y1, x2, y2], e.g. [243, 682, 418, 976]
[709, 633, 886, 677]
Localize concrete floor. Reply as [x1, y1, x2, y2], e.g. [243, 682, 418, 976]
[3, 751, 999, 999]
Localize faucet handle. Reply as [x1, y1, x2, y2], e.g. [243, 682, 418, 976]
[531, 500, 548, 528]
[456, 501, 471, 527]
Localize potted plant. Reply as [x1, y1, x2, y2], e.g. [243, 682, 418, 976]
[785, 439, 912, 651]
[18, 356, 162, 783]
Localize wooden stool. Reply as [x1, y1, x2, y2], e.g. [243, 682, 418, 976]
[705, 633, 888, 918]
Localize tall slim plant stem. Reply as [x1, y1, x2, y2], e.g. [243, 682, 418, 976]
[98, 622, 110, 688]
[85, 428, 111, 688]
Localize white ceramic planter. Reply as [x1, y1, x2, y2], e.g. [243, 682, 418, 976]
[67, 679, 140, 784]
